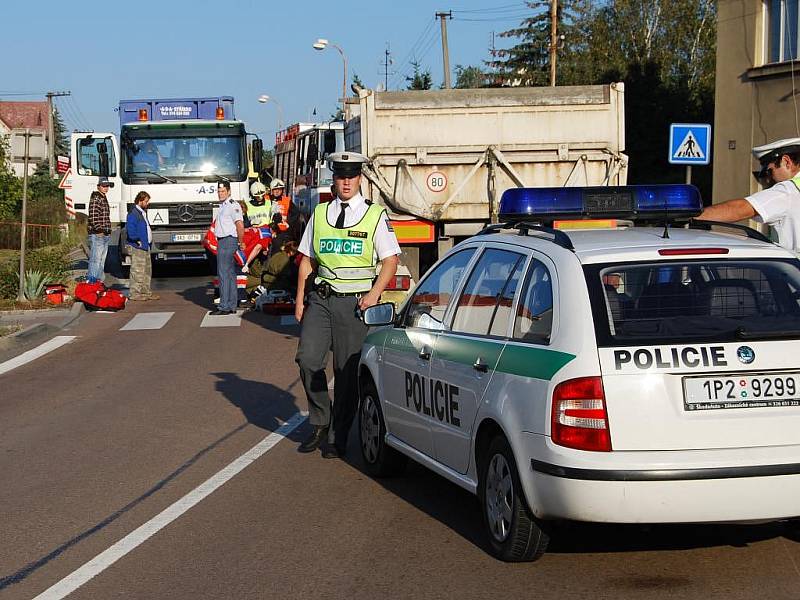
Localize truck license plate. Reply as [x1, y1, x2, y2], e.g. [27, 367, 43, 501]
[172, 233, 201, 242]
[683, 373, 800, 410]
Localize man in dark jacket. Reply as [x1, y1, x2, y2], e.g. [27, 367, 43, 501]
[126, 191, 159, 301]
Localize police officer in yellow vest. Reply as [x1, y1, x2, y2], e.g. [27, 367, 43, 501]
[247, 181, 273, 226]
[295, 152, 400, 458]
[698, 137, 800, 253]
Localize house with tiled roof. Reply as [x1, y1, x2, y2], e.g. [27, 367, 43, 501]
[0, 101, 50, 177]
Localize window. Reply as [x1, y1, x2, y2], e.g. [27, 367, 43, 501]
[123, 135, 244, 179]
[402, 248, 476, 330]
[451, 249, 526, 336]
[513, 259, 554, 344]
[766, 0, 799, 63]
[588, 259, 800, 345]
[78, 137, 116, 177]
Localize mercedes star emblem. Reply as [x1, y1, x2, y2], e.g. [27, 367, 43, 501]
[176, 204, 195, 222]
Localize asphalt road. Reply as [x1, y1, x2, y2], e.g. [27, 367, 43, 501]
[2, 270, 800, 600]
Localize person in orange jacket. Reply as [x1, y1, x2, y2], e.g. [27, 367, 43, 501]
[269, 178, 303, 252]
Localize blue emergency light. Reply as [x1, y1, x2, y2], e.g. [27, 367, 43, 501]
[499, 184, 702, 223]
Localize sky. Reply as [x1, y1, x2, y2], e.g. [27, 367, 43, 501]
[1, 1, 535, 145]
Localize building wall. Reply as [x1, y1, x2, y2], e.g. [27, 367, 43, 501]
[713, 0, 800, 202]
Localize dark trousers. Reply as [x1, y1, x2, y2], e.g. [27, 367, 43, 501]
[295, 291, 369, 446]
[217, 236, 238, 311]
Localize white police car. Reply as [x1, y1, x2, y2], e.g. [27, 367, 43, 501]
[357, 184, 800, 562]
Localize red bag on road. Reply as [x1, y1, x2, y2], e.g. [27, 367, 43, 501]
[75, 281, 127, 311]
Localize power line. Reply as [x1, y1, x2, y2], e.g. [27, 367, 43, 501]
[390, 17, 437, 89]
[452, 3, 528, 13]
[393, 26, 441, 89]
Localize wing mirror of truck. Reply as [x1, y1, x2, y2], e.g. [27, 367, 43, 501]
[323, 130, 337, 157]
[98, 141, 109, 177]
[252, 138, 263, 173]
[361, 302, 396, 326]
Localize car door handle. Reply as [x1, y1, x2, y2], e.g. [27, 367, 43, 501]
[419, 347, 431, 361]
[473, 357, 488, 373]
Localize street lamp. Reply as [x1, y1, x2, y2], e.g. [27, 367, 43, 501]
[312, 38, 348, 119]
[257, 94, 284, 131]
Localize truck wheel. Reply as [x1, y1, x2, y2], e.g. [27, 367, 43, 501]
[359, 377, 407, 477]
[479, 435, 549, 562]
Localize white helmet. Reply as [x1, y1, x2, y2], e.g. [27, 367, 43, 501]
[250, 181, 267, 197]
[270, 178, 286, 191]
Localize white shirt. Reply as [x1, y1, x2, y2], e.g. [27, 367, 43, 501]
[747, 178, 800, 253]
[298, 193, 401, 260]
[136, 204, 152, 243]
[214, 198, 243, 238]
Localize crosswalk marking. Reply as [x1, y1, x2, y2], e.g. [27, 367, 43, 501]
[120, 312, 175, 331]
[0, 336, 76, 376]
[200, 311, 243, 328]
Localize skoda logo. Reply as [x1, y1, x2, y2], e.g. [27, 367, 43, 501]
[737, 346, 755, 364]
[176, 204, 195, 222]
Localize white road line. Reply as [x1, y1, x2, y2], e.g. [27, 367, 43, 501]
[119, 312, 175, 331]
[200, 311, 242, 328]
[33, 411, 308, 600]
[0, 336, 76, 376]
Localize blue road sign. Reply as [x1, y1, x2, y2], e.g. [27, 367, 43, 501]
[669, 123, 711, 165]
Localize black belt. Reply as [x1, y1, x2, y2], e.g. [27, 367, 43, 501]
[314, 282, 362, 299]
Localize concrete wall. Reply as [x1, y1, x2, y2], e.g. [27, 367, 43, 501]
[713, 0, 800, 202]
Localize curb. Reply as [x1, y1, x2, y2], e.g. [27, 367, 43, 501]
[0, 302, 84, 357]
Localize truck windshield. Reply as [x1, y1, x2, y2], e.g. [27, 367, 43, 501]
[122, 133, 245, 180]
[585, 259, 800, 346]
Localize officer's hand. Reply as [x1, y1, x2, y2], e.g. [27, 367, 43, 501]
[358, 291, 380, 311]
[295, 302, 305, 323]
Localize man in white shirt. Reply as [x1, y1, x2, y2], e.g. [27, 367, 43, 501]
[212, 180, 245, 315]
[697, 137, 800, 253]
[294, 152, 400, 458]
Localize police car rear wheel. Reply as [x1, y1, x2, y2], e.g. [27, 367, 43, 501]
[479, 436, 549, 562]
[359, 378, 407, 477]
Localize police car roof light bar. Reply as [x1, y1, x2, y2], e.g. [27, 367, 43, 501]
[687, 219, 773, 244]
[499, 184, 702, 224]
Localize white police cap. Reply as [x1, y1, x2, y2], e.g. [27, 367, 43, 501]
[752, 137, 800, 163]
[327, 152, 369, 177]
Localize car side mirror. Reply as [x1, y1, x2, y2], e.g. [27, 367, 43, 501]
[97, 141, 110, 176]
[323, 130, 336, 156]
[362, 302, 395, 326]
[252, 138, 263, 173]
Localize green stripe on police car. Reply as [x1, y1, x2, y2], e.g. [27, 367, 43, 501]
[365, 329, 575, 381]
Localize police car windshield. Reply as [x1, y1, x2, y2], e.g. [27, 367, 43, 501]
[586, 259, 800, 345]
[123, 134, 245, 180]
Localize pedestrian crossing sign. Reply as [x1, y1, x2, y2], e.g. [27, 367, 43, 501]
[669, 123, 711, 165]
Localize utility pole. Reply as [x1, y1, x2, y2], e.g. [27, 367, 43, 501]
[18, 129, 31, 302]
[436, 11, 452, 89]
[549, 1, 558, 86]
[46, 90, 70, 178]
[382, 44, 393, 91]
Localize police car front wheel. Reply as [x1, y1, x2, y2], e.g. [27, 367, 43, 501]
[359, 377, 407, 477]
[479, 436, 549, 562]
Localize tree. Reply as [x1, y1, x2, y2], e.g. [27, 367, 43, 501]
[0, 136, 22, 220]
[454, 65, 488, 89]
[406, 61, 433, 90]
[487, 0, 595, 87]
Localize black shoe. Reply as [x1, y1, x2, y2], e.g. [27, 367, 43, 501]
[298, 426, 328, 453]
[321, 444, 339, 459]
[209, 309, 233, 316]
